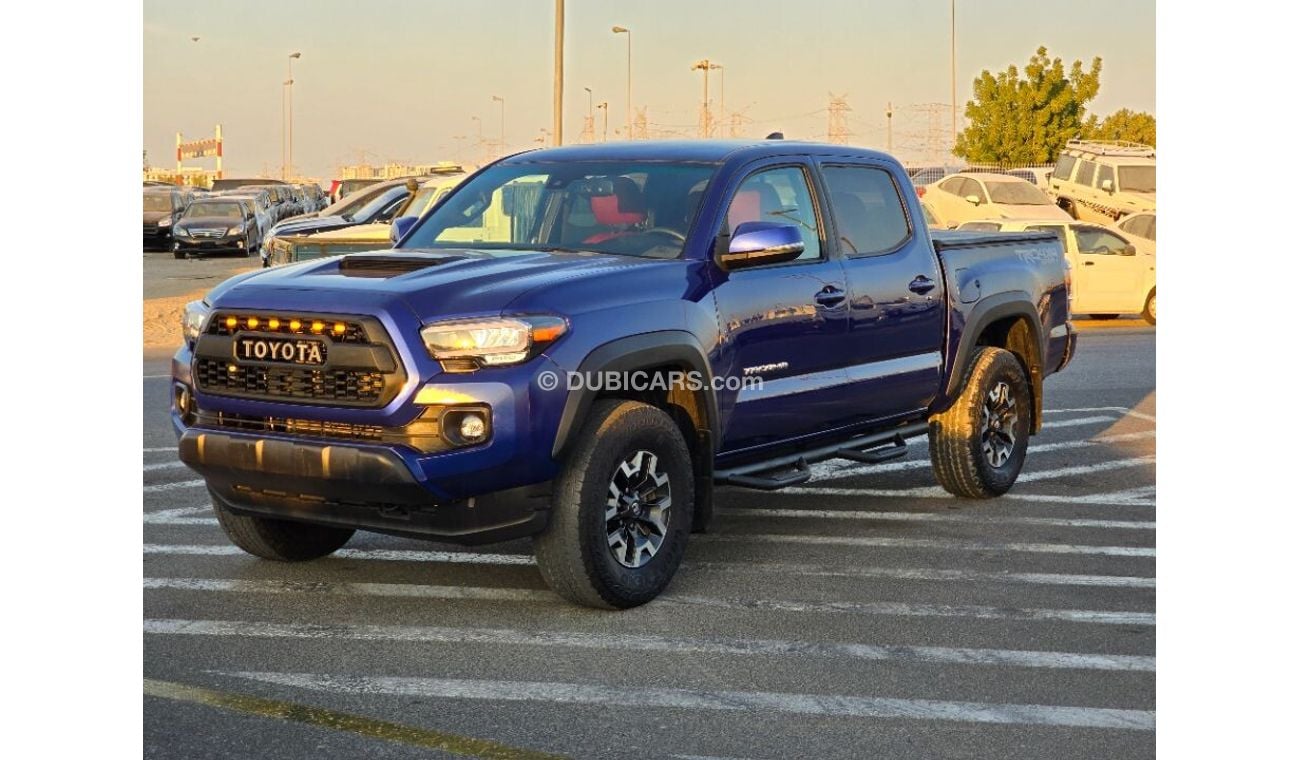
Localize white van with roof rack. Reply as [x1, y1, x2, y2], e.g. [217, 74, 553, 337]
[1048, 139, 1155, 224]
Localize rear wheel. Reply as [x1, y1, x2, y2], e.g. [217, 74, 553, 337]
[928, 347, 1032, 498]
[211, 489, 354, 561]
[1142, 290, 1156, 325]
[534, 399, 694, 609]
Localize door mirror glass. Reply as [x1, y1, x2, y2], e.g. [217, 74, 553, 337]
[719, 222, 805, 270]
[1119, 243, 1137, 256]
[1101, 178, 1114, 192]
[390, 215, 418, 243]
[965, 194, 981, 205]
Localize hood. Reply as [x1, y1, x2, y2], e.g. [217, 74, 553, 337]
[143, 210, 171, 224]
[207, 247, 670, 320]
[308, 222, 391, 242]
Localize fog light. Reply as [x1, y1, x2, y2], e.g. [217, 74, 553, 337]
[173, 382, 195, 425]
[459, 413, 487, 441]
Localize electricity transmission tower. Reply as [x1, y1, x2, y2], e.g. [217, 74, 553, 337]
[827, 93, 853, 145]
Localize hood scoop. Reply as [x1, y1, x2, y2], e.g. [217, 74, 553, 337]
[336, 254, 456, 278]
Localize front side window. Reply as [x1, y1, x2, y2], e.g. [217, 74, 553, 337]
[1097, 164, 1115, 189]
[401, 161, 717, 259]
[939, 176, 964, 195]
[822, 165, 910, 256]
[1075, 226, 1129, 254]
[1053, 154, 1078, 180]
[725, 166, 823, 261]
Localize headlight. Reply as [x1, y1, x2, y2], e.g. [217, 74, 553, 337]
[420, 316, 567, 369]
[157, 217, 172, 227]
[182, 300, 210, 348]
[173, 227, 189, 237]
[228, 226, 243, 236]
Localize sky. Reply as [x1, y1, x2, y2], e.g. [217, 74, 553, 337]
[143, 0, 1155, 180]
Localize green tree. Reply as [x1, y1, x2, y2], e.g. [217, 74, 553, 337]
[1082, 108, 1156, 147]
[954, 46, 1102, 165]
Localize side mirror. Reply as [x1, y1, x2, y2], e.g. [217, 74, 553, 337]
[1101, 179, 1114, 193]
[965, 194, 981, 205]
[390, 215, 418, 243]
[1118, 244, 1137, 256]
[717, 222, 805, 270]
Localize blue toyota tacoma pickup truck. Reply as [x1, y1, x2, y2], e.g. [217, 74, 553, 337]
[173, 140, 1076, 609]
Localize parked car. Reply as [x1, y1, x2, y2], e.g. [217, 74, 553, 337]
[143, 188, 188, 250]
[214, 190, 274, 242]
[956, 218, 1154, 324]
[210, 177, 287, 193]
[173, 140, 1076, 608]
[921, 172, 1071, 228]
[919, 199, 943, 230]
[260, 178, 417, 265]
[1113, 211, 1156, 257]
[265, 172, 470, 266]
[1048, 139, 1155, 223]
[171, 197, 261, 259]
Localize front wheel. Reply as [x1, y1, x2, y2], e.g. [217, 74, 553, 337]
[534, 399, 694, 609]
[211, 489, 354, 561]
[1142, 290, 1156, 325]
[928, 347, 1032, 498]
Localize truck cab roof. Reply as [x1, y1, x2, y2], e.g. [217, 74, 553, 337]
[501, 139, 899, 165]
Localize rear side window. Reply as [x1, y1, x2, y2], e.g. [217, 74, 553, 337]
[1053, 155, 1077, 180]
[1075, 161, 1097, 187]
[821, 165, 911, 257]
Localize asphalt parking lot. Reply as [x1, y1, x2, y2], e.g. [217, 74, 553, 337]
[143, 324, 1155, 759]
[143, 248, 258, 300]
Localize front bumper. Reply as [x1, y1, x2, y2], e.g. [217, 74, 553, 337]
[143, 227, 173, 248]
[174, 235, 249, 254]
[179, 429, 549, 544]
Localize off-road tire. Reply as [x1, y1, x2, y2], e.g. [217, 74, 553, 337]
[211, 489, 354, 561]
[534, 399, 694, 609]
[928, 347, 1032, 498]
[1142, 290, 1156, 325]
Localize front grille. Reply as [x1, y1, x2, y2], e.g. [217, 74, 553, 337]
[191, 228, 226, 238]
[196, 360, 385, 403]
[193, 310, 404, 408]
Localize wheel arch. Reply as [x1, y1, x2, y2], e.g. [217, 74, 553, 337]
[944, 294, 1046, 433]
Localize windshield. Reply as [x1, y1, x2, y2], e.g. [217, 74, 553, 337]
[404, 185, 443, 218]
[349, 187, 408, 222]
[400, 161, 718, 258]
[143, 193, 173, 212]
[319, 183, 391, 218]
[182, 202, 242, 220]
[985, 181, 1052, 205]
[1118, 166, 1156, 193]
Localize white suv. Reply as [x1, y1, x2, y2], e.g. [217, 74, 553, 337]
[1048, 140, 1155, 224]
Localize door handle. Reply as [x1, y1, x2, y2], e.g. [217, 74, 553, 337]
[908, 275, 936, 295]
[1083, 261, 1096, 266]
[814, 286, 846, 306]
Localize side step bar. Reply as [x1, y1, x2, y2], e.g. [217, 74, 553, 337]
[715, 422, 928, 491]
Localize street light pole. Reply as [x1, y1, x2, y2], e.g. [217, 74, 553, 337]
[597, 102, 609, 142]
[950, 0, 957, 145]
[288, 52, 301, 179]
[492, 95, 505, 154]
[612, 26, 631, 138]
[716, 63, 725, 129]
[281, 80, 289, 179]
[553, 0, 564, 145]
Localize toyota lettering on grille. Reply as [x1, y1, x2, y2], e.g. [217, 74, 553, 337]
[234, 336, 327, 365]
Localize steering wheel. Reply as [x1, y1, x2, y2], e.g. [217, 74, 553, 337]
[641, 227, 687, 243]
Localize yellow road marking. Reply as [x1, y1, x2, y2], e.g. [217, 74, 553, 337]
[144, 678, 567, 760]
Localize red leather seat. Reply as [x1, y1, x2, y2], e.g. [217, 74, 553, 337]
[584, 177, 647, 244]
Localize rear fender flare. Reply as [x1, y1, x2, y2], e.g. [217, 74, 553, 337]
[943, 292, 1046, 431]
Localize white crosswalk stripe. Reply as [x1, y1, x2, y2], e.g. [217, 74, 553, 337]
[143, 575, 1152, 625]
[697, 533, 1154, 557]
[144, 617, 1154, 671]
[219, 671, 1156, 730]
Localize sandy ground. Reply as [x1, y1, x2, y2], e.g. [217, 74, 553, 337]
[143, 291, 204, 353]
